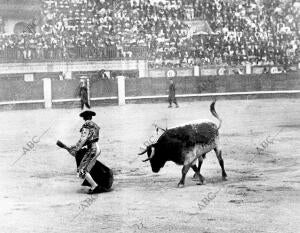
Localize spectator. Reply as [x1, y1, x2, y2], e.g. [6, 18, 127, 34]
[0, 0, 298, 68]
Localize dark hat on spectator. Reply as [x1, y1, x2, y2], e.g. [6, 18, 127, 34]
[79, 110, 96, 118]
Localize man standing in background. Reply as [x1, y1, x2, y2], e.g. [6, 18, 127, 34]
[168, 78, 179, 108]
[79, 79, 91, 110]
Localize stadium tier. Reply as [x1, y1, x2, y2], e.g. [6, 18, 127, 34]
[0, 0, 299, 67]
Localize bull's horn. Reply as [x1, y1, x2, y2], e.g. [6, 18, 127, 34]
[138, 148, 148, 155]
[150, 146, 155, 159]
[142, 147, 155, 162]
[142, 158, 151, 162]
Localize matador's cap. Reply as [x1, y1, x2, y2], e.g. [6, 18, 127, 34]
[79, 110, 96, 118]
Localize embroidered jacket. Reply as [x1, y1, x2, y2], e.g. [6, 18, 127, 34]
[75, 120, 100, 151]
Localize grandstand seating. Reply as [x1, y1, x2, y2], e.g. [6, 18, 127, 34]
[0, 0, 299, 68]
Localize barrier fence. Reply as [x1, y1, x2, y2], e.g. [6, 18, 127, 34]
[125, 73, 300, 97]
[0, 80, 43, 102]
[0, 72, 299, 109]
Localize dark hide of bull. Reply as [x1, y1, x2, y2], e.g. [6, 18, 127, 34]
[149, 123, 219, 172]
[163, 123, 218, 146]
[141, 100, 227, 187]
[75, 148, 113, 192]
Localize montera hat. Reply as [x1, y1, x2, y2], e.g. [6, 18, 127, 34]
[79, 110, 96, 118]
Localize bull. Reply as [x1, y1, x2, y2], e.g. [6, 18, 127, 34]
[139, 100, 227, 187]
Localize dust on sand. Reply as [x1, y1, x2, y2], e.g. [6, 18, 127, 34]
[0, 99, 299, 233]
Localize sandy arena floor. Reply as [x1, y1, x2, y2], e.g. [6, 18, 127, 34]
[0, 98, 299, 233]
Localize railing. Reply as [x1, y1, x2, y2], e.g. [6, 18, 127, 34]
[0, 46, 149, 63]
[122, 46, 149, 59]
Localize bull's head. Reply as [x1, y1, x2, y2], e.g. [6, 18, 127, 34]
[138, 144, 166, 173]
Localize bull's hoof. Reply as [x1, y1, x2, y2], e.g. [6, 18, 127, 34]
[222, 172, 228, 181]
[198, 174, 205, 183]
[192, 173, 205, 181]
[192, 173, 198, 181]
[196, 180, 204, 185]
[177, 182, 185, 188]
[197, 177, 205, 185]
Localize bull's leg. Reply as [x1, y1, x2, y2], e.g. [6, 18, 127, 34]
[214, 148, 227, 180]
[192, 154, 205, 180]
[178, 165, 190, 188]
[191, 164, 204, 185]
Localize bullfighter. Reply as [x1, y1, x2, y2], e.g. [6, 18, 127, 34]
[79, 80, 91, 110]
[70, 110, 101, 194]
[168, 79, 179, 108]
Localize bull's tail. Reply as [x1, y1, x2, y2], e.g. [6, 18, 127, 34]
[210, 100, 222, 130]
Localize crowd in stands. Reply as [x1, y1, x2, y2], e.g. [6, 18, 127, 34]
[0, 0, 299, 68]
[150, 0, 300, 68]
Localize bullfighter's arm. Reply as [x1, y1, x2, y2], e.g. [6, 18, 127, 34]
[74, 128, 90, 151]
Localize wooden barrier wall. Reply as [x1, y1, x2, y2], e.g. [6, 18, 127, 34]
[52, 80, 80, 100]
[0, 80, 44, 102]
[0, 72, 299, 109]
[90, 79, 118, 98]
[125, 72, 300, 97]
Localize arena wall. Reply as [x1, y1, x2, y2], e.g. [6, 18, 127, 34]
[90, 79, 118, 98]
[125, 72, 300, 97]
[52, 80, 80, 100]
[0, 72, 299, 110]
[0, 79, 43, 102]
